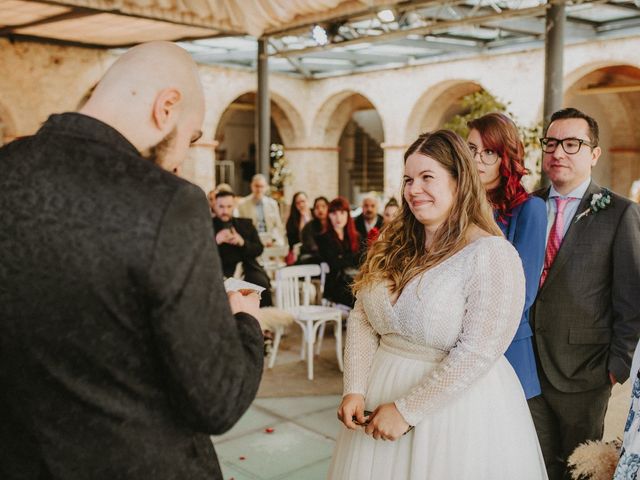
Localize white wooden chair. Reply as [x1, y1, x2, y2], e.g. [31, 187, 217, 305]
[316, 262, 352, 354]
[261, 244, 288, 282]
[270, 264, 344, 380]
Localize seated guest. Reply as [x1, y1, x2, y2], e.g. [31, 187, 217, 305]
[285, 191, 312, 264]
[237, 173, 285, 246]
[354, 193, 383, 252]
[298, 196, 329, 264]
[207, 183, 235, 218]
[382, 197, 399, 225]
[207, 189, 217, 216]
[316, 196, 361, 308]
[368, 197, 400, 244]
[213, 190, 273, 307]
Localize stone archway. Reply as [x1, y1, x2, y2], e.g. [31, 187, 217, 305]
[405, 80, 483, 145]
[564, 64, 640, 197]
[214, 92, 301, 196]
[312, 90, 385, 203]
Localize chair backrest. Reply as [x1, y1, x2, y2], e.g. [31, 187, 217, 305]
[319, 262, 330, 297]
[275, 264, 322, 310]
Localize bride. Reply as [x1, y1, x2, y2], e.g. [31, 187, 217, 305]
[328, 130, 547, 480]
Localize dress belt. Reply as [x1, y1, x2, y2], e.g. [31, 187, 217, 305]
[379, 336, 447, 362]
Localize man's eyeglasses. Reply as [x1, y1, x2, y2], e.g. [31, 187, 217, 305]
[468, 145, 499, 166]
[540, 137, 595, 154]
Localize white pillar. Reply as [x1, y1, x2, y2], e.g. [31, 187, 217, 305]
[285, 146, 340, 202]
[181, 140, 217, 194]
[382, 144, 406, 202]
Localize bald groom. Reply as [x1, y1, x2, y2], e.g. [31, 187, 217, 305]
[0, 42, 264, 480]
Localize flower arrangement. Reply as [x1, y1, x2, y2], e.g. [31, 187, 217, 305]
[567, 438, 621, 480]
[269, 143, 291, 197]
[575, 188, 612, 223]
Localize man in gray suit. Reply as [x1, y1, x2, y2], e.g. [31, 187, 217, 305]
[531, 108, 640, 480]
[0, 42, 264, 480]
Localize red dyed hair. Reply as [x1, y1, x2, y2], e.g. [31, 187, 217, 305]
[467, 112, 529, 223]
[328, 196, 360, 253]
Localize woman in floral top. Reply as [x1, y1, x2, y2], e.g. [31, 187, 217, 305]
[615, 341, 640, 479]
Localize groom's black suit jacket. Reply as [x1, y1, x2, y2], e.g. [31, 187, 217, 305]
[0, 113, 264, 480]
[532, 181, 640, 392]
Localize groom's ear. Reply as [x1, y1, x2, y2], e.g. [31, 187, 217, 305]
[590, 146, 602, 167]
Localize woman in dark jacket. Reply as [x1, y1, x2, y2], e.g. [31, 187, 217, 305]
[284, 191, 312, 264]
[285, 192, 312, 248]
[298, 196, 329, 264]
[315, 196, 361, 308]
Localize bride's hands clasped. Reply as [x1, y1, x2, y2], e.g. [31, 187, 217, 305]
[337, 395, 411, 441]
[337, 393, 367, 430]
[365, 402, 411, 441]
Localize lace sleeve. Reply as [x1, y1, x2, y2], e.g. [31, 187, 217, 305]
[343, 297, 380, 396]
[394, 239, 525, 426]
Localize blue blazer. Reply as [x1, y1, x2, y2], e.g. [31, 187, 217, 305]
[497, 196, 546, 399]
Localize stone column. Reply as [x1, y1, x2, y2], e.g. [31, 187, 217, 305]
[181, 140, 218, 194]
[256, 38, 270, 179]
[382, 144, 406, 202]
[611, 148, 640, 198]
[284, 146, 340, 203]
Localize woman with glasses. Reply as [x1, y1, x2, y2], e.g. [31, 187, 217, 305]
[467, 112, 547, 401]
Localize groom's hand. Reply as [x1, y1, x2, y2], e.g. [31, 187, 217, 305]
[365, 403, 411, 441]
[609, 371, 617, 385]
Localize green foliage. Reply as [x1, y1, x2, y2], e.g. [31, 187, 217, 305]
[443, 90, 507, 138]
[443, 90, 542, 178]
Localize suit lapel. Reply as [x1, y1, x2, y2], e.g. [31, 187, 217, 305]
[541, 181, 600, 290]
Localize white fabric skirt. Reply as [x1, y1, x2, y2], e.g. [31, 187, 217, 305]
[328, 345, 548, 480]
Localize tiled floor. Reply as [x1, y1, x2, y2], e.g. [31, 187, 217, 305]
[213, 382, 632, 480]
[210, 324, 632, 480]
[212, 394, 342, 480]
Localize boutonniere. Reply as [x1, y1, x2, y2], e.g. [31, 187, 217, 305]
[575, 188, 612, 223]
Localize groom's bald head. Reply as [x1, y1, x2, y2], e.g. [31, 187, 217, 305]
[80, 41, 205, 172]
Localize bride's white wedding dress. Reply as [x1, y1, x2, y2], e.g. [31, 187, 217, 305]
[328, 236, 547, 480]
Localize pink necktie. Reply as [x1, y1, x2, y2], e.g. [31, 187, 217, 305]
[540, 197, 571, 287]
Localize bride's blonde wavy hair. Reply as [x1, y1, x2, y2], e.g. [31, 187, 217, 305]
[353, 130, 502, 295]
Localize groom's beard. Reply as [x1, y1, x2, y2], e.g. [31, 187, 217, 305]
[142, 128, 177, 168]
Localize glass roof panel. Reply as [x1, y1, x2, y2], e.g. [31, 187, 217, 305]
[567, 3, 639, 23]
[3, 0, 639, 79]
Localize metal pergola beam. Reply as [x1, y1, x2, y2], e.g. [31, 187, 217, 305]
[386, 37, 483, 53]
[271, 4, 548, 59]
[256, 38, 270, 180]
[268, 38, 312, 78]
[541, 0, 567, 186]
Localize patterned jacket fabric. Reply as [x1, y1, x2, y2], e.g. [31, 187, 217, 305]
[0, 113, 264, 480]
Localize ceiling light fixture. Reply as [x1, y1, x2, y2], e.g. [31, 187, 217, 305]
[311, 24, 328, 45]
[377, 9, 396, 22]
